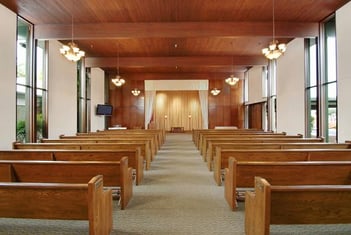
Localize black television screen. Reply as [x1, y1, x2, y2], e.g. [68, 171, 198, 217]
[96, 104, 113, 116]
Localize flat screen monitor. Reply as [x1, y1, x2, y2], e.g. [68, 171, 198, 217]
[96, 104, 113, 116]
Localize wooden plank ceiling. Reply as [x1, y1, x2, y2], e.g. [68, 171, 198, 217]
[1, 0, 349, 80]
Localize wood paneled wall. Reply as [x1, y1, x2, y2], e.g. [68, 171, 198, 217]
[109, 79, 145, 129]
[208, 79, 244, 129]
[108, 79, 244, 129]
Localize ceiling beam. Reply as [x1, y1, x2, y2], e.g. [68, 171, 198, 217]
[106, 72, 244, 81]
[34, 22, 318, 39]
[85, 56, 267, 68]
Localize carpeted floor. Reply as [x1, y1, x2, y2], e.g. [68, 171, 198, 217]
[114, 133, 245, 235]
[1, 133, 351, 234]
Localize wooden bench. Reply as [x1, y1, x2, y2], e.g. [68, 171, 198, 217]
[0, 149, 144, 185]
[199, 134, 304, 155]
[44, 137, 156, 162]
[200, 135, 322, 158]
[195, 130, 287, 148]
[214, 148, 351, 186]
[58, 136, 158, 159]
[92, 129, 164, 149]
[68, 131, 160, 154]
[192, 129, 273, 148]
[225, 158, 351, 210]
[245, 177, 351, 235]
[13, 142, 152, 170]
[0, 175, 112, 235]
[0, 158, 133, 209]
[206, 142, 351, 170]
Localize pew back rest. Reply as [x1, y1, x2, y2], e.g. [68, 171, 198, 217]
[0, 175, 112, 234]
[234, 159, 351, 187]
[246, 177, 351, 235]
[0, 150, 54, 160]
[0, 160, 126, 187]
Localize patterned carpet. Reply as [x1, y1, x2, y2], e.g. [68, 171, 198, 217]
[1, 133, 351, 234]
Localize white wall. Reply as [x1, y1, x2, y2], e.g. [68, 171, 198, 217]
[276, 38, 305, 135]
[0, 4, 16, 149]
[247, 66, 266, 104]
[48, 40, 77, 138]
[90, 68, 106, 131]
[336, 1, 351, 142]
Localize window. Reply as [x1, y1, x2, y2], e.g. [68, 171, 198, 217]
[77, 61, 91, 133]
[322, 17, 337, 143]
[305, 16, 337, 143]
[16, 17, 33, 142]
[16, 17, 48, 143]
[35, 40, 48, 140]
[305, 38, 318, 138]
[267, 60, 277, 132]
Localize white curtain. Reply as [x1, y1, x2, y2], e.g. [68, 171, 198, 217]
[198, 90, 209, 129]
[144, 90, 156, 129]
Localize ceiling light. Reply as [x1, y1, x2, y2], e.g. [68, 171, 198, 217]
[226, 47, 240, 86]
[225, 75, 240, 86]
[112, 42, 125, 87]
[112, 75, 125, 87]
[262, 0, 287, 60]
[210, 88, 221, 96]
[60, 15, 85, 62]
[131, 88, 141, 96]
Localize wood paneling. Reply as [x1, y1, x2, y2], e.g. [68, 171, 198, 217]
[208, 79, 244, 129]
[248, 102, 264, 129]
[2, 0, 348, 77]
[109, 79, 144, 129]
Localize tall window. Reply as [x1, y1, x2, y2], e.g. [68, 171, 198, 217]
[16, 17, 48, 143]
[305, 16, 337, 142]
[35, 40, 48, 141]
[77, 61, 91, 133]
[305, 38, 318, 138]
[267, 60, 277, 132]
[322, 17, 337, 143]
[16, 17, 33, 142]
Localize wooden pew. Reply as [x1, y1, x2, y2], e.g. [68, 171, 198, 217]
[192, 129, 271, 148]
[54, 150, 144, 185]
[200, 135, 321, 158]
[0, 175, 112, 235]
[198, 132, 296, 154]
[214, 148, 351, 186]
[225, 158, 351, 210]
[245, 177, 351, 235]
[0, 149, 144, 185]
[0, 158, 133, 209]
[13, 142, 152, 170]
[206, 142, 351, 170]
[43, 137, 156, 162]
[69, 131, 160, 154]
[58, 136, 157, 159]
[93, 128, 165, 149]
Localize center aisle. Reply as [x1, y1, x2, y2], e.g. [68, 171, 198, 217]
[115, 133, 245, 235]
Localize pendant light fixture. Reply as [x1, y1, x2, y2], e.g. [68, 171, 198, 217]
[225, 47, 240, 86]
[262, 0, 287, 60]
[210, 88, 221, 96]
[111, 42, 125, 87]
[59, 14, 85, 62]
[131, 88, 141, 96]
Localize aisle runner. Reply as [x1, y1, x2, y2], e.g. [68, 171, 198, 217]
[115, 133, 245, 235]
